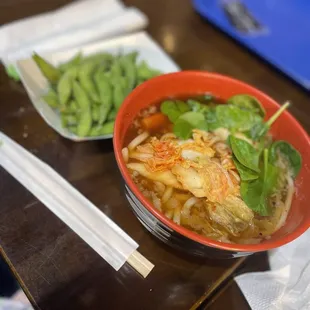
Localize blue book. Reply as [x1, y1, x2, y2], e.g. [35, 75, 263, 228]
[193, 0, 310, 89]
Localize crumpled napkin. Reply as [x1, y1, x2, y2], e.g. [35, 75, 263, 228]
[235, 229, 310, 310]
[0, 0, 148, 66]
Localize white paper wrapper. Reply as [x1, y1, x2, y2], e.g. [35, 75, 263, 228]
[0, 0, 149, 64]
[0, 131, 139, 271]
[16, 32, 180, 141]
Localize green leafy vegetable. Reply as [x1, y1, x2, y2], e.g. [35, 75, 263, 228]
[269, 141, 302, 178]
[229, 136, 261, 172]
[173, 119, 194, 140]
[160, 100, 190, 122]
[228, 94, 265, 117]
[240, 149, 279, 216]
[204, 107, 221, 131]
[187, 99, 210, 114]
[249, 101, 290, 141]
[173, 111, 208, 139]
[215, 104, 262, 132]
[179, 111, 206, 127]
[232, 155, 259, 181]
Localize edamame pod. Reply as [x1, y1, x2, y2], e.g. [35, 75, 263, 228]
[94, 71, 113, 124]
[58, 52, 82, 72]
[32, 53, 61, 83]
[60, 113, 77, 128]
[126, 51, 138, 63]
[66, 114, 78, 125]
[72, 81, 93, 136]
[100, 121, 115, 135]
[61, 100, 78, 114]
[92, 106, 100, 122]
[89, 120, 114, 136]
[107, 108, 117, 121]
[113, 83, 125, 110]
[57, 66, 78, 106]
[83, 52, 113, 64]
[68, 100, 79, 113]
[136, 78, 145, 87]
[42, 89, 59, 108]
[89, 126, 102, 136]
[120, 55, 136, 93]
[78, 61, 100, 103]
[137, 60, 161, 80]
[72, 81, 91, 110]
[68, 126, 77, 135]
[77, 109, 92, 137]
[110, 59, 122, 80]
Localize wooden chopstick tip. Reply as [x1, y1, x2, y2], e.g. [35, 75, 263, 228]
[127, 250, 154, 278]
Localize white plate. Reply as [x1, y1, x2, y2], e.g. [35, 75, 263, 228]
[17, 31, 180, 141]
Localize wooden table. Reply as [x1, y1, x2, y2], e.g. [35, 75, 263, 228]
[0, 0, 308, 309]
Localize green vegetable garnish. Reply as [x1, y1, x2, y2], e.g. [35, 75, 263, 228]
[250, 101, 290, 141]
[269, 141, 302, 178]
[240, 149, 279, 216]
[215, 104, 262, 132]
[204, 107, 221, 131]
[160, 100, 190, 123]
[173, 119, 194, 140]
[228, 94, 266, 117]
[173, 111, 208, 139]
[187, 99, 210, 114]
[232, 155, 259, 181]
[178, 111, 206, 127]
[229, 136, 260, 172]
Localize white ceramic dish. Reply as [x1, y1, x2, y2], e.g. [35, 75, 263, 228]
[16, 31, 180, 141]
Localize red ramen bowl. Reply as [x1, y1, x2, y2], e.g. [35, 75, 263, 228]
[113, 71, 310, 258]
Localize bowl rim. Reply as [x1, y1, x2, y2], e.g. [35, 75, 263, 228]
[114, 70, 310, 252]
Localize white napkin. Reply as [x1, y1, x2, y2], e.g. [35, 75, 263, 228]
[0, 0, 148, 66]
[235, 229, 310, 310]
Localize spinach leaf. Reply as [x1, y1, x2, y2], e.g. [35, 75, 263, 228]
[240, 178, 268, 215]
[240, 149, 279, 216]
[228, 94, 265, 117]
[173, 119, 193, 140]
[176, 100, 191, 113]
[204, 107, 221, 131]
[249, 122, 268, 142]
[160, 100, 190, 123]
[229, 136, 261, 172]
[187, 99, 202, 112]
[269, 140, 302, 178]
[173, 111, 208, 139]
[187, 99, 210, 114]
[249, 101, 290, 141]
[216, 104, 262, 132]
[179, 111, 206, 128]
[232, 155, 259, 181]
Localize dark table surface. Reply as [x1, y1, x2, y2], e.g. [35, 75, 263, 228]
[0, 0, 309, 309]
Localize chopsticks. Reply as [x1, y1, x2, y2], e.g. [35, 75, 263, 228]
[0, 132, 154, 278]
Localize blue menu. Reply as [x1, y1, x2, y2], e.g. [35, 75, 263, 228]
[192, 0, 310, 89]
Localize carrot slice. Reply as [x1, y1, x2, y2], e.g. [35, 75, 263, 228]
[141, 113, 170, 132]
